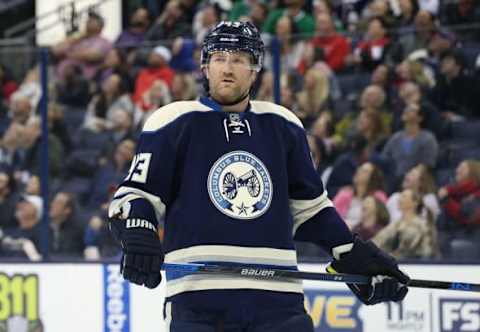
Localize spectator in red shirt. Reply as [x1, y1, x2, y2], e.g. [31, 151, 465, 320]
[438, 160, 480, 225]
[133, 46, 175, 103]
[303, 13, 350, 72]
[351, 17, 391, 71]
[0, 64, 17, 104]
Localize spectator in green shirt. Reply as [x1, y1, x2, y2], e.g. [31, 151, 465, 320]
[263, 0, 315, 39]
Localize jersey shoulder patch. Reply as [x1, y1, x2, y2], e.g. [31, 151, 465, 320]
[250, 101, 304, 129]
[143, 101, 212, 132]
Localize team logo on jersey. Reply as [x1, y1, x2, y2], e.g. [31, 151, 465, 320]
[207, 151, 273, 220]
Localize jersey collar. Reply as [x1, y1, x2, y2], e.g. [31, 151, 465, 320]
[199, 96, 251, 116]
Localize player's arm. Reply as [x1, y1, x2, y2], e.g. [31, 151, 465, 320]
[108, 113, 178, 289]
[287, 123, 409, 305]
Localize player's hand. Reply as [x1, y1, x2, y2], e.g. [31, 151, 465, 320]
[327, 236, 409, 305]
[109, 199, 163, 289]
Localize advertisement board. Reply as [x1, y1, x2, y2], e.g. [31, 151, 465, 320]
[0, 263, 478, 332]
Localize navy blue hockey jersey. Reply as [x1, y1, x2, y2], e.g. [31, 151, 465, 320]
[109, 96, 351, 298]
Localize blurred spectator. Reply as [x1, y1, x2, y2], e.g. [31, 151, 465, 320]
[374, 188, 438, 259]
[47, 102, 73, 155]
[326, 134, 370, 197]
[13, 68, 42, 111]
[306, 133, 330, 182]
[87, 139, 135, 209]
[391, 10, 436, 63]
[311, 110, 336, 157]
[395, 0, 418, 30]
[19, 117, 65, 178]
[133, 46, 175, 103]
[381, 103, 438, 189]
[304, 13, 350, 72]
[136, 80, 172, 115]
[438, 160, 480, 226]
[53, 12, 112, 80]
[354, 109, 387, 156]
[109, 109, 136, 145]
[265, 15, 307, 73]
[170, 37, 197, 73]
[313, 0, 342, 29]
[0, 93, 33, 146]
[84, 212, 120, 259]
[333, 161, 387, 229]
[419, 0, 439, 15]
[442, 0, 480, 41]
[295, 67, 330, 128]
[335, 84, 388, 146]
[256, 71, 274, 102]
[236, 1, 268, 29]
[387, 164, 440, 223]
[94, 48, 134, 93]
[230, 0, 267, 27]
[146, 0, 192, 42]
[25, 174, 40, 196]
[0, 123, 23, 169]
[371, 64, 393, 100]
[84, 74, 134, 132]
[263, 0, 315, 39]
[2, 94, 33, 130]
[350, 17, 391, 71]
[171, 73, 198, 101]
[0, 169, 18, 230]
[352, 195, 389, 240]
[115, 7, 151, 49]
[55, 64, 90, 109]
[429, 49, 479, 119]
[193, 3, 221, 45]
[391, 81, 444, 137]
[1, 195, 43, 261]
[49, 191, 84, 257]
[395, 59, 435, 89]
[0, 64, 18, 105]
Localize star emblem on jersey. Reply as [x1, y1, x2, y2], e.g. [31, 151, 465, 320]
[207, 151, 273, 220]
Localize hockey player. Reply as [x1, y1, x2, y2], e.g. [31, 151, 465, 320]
[109, 21, 409, 331]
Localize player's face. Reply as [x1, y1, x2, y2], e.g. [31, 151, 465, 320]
[205, 51, 257, 104]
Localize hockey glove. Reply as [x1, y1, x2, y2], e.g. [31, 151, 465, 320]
[327, 236, 409, 305]
[109, 198, 163, 289]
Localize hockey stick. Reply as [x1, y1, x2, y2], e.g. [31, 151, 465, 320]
[162, 263, 480, 293]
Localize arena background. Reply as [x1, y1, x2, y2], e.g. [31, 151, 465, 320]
[0, 1, 478, 331]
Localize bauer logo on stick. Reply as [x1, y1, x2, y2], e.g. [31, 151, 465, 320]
[208, 151, 273, 220]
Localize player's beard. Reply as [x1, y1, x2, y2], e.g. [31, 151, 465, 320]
[212, 83, 250, 106]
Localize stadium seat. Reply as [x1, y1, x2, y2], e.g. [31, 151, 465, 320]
[449, 121, 480, 142]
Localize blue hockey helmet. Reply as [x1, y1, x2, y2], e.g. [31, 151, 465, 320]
[201, 21, 265, 72]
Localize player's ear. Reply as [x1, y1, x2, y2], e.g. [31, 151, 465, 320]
[202, 66, 209, 79]
[250, 70, 257, 85]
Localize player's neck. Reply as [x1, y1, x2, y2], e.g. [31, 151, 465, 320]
[222, 97, 250, 113]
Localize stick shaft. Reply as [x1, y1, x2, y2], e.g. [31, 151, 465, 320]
[162, 263, 480, 293]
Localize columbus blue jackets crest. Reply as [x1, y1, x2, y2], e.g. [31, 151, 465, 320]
[207, 151, 273, 220]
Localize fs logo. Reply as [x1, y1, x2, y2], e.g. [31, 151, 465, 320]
[208, 151, 272, 220]
[440, 298, 480, 332]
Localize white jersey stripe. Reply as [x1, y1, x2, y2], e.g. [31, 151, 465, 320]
[166, 275, 303, 298]
[290, 191, 334, 235]
[143, 101, 212, 132]
[109, 186, 166, 222]
[164, 302, 172, 332]
[250, 101, 304, 129]
[164, 245, 298, 267]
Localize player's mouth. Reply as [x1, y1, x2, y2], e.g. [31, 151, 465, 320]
[222, 78, 235, 83]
